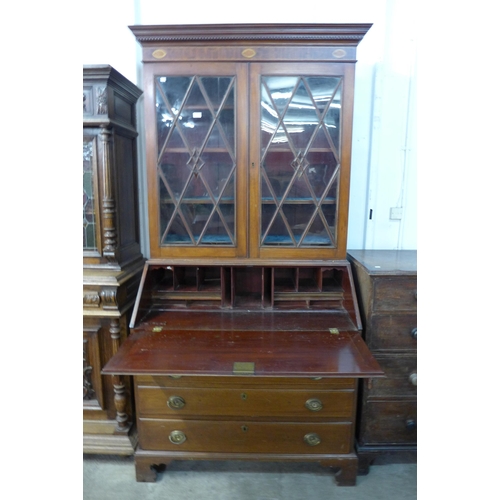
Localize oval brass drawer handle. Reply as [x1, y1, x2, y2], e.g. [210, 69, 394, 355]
[304, 432, 321, 446]
[167, 395, 186, 410]
[305, 398, 323, 412]
[169, 430, 187, 445]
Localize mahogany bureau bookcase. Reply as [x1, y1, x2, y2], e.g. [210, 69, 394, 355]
[103, 24, 384, 486]
[83, 65, 144, 454]
[347, 250, 417, 472]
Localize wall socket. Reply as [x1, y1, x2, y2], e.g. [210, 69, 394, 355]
[390, 207, 403, 220]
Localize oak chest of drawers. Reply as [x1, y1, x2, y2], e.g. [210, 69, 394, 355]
[347, 250, 417, 471]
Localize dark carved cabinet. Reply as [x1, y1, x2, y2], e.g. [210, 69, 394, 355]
[103, 25, 384, 486]
[347, 250, 417, 471]
[83, 65, 144, 454]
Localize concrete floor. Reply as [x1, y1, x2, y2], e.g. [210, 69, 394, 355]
[83, 454, 417, 500]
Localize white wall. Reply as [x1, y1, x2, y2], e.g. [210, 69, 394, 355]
[82, 0, 417, 254]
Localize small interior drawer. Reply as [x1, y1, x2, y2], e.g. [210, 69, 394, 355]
[138, 418, 353, 454]
[136, 385, 355, 419]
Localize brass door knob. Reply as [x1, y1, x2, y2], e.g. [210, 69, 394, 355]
[409, 372, 417, 386]
[305, 398, 323, 412]
[167, 395, 186, 409]
[303, 433, 321, 446]
[169, 430, 187, 445]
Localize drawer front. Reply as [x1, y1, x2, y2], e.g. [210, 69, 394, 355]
[139, 418, 353, 454]
[135, 375, 356, 390]
[363, 355, 417, 398]
[373, 277, 417, 312]
[358, 400, 417, 446]
[136, 386, 355, 419]
[368, 314, 417, 350]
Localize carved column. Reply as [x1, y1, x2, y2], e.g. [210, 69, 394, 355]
[109, 318, 130, 430]
[100, 126, 117, 261]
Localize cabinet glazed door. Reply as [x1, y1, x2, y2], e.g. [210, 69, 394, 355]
[145, 63, 248, 259]
[249, 63, 355, 261]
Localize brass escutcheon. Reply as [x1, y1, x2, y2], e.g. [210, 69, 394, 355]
[304, 432, 321, 446]
[240, 393, 248, 400]
[169, 430, 187, 445]
[305, 398, 323, 412]
[167, 395, 186, 410]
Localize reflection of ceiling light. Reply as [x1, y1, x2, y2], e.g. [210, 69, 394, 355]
[261, 101, 278, 118]
[271, 135, 289, 144]
[271, 91, 293, 100]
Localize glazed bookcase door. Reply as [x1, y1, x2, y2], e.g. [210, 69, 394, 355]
[146, 62, 248, 259]
[249, 63, 355, 260]
[83, 132, 102, 259]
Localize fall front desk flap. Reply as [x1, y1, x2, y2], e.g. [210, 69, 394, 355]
[102, 317, 384, 378]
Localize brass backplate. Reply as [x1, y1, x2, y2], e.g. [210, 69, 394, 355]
[233, 362, 255, 375]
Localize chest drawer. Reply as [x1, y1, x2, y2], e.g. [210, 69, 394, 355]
[358, 400, 417, 446]
[138, 418, 353, 454]
[363, 355, 417, 398]
[135, 375, 356, 390]
[368, 314, 417, 350]
[373, 277, 417, 312]
[136, 385, 355, 419]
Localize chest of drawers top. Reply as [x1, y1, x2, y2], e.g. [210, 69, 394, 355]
[347, 250, 417, 315]
[347, 250, 416, 275]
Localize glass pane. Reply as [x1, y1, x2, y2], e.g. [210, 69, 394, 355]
[155, 75, 236, 246]
[83, 139, 97, 250]
[260, 75, 342, 248]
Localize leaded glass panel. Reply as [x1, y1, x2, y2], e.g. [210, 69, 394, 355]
[260, 76, 342, 247]
[83, 139, 97, 250]
[156, 75, 236, 246]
